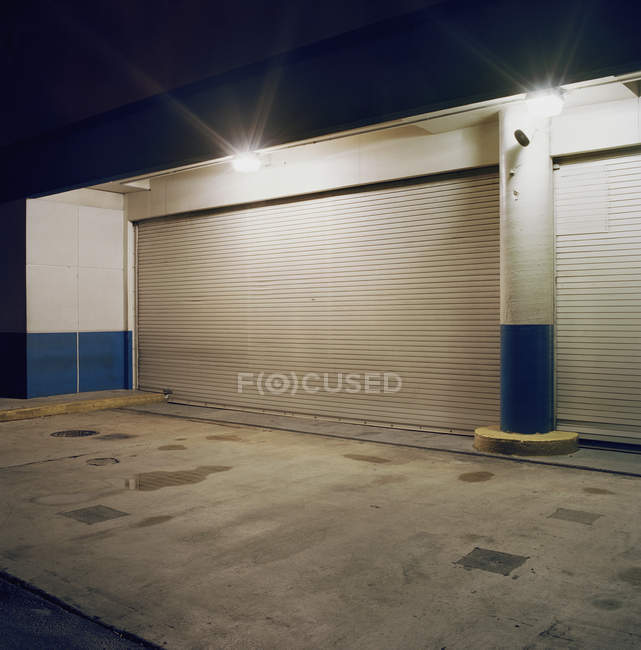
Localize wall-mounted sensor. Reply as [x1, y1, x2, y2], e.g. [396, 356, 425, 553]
[514, 129, 530, 147]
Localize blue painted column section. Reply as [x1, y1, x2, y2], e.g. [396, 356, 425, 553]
[501, 325, 553, 434]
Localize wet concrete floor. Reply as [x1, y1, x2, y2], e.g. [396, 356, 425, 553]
[1, 407, 641, 648]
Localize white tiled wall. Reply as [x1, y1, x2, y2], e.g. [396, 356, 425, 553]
[26, 265, 78, 332]
[26, 191, 127, 334]
[27, 200, 78, 267]
[78, 267, 125, 331]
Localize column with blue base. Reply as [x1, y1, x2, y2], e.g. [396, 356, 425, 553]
[475, 103, 577, 455]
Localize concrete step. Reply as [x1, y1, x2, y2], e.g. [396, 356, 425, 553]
[0, 390, 164, 422]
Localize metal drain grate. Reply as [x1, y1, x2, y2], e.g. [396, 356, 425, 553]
[51, 430, 99, 438]
[548, 508, 603, 525]
[456, 547, 528, 576]
[60, 505, 129, 525]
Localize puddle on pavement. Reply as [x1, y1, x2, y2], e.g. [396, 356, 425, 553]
[344, 454, 391, 464]
[98, 433, 137, 441]
[132, 515, 174, 527]
[591, 598, 622, 610]
[86, 457, 119, 466]
[618, 567, 641, 586]
[584, 487, 615, 495]
[158, 444, 187, 450]
[125, 465, 232, 491]
[459, 471, 495, 482]
[206, 434, 242, 441]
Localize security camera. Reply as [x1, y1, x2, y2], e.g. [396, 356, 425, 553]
[514, 129, 530, 147]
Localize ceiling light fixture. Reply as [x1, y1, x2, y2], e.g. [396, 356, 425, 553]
[232, 152, 261, 173]
[525, 89, 565, 118]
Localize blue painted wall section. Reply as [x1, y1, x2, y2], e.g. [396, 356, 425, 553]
[26, 333, 77, 398]
[500, 324, 554, 434]
[18, 331, 132, 398]
[78, 331, 132, 392]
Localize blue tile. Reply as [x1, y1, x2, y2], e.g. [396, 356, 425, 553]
[79, 331, 132, 392]
[125, 330, 133, 389]
[26, 333, 77, 398]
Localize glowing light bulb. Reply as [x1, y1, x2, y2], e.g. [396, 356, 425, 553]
[525, 89, 565, 118]
[232, 152, 261, 173]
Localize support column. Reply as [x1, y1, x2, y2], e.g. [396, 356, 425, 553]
[0, 200, 27, 398]
[475, 103, 577, 455]
[500, 103, 554, 433]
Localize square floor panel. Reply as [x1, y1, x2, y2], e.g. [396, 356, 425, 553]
[456, 547, 528, 576]
[60, 505, 129, 525]
[548, 508, 602, 525]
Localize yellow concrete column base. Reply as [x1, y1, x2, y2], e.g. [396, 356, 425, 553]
[474, 426, 579, 456]
[0, 392, 165, 423]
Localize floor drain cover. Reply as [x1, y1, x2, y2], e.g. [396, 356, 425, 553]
[87, 457, 119, 466]
[456, 547, 528, 576]
[548, 507, 602, 525]
[51, 430, 99, 438]
[60, 505, 129, 525]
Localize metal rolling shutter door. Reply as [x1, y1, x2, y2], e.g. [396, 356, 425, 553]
[555, 152, 641, 442]
[137, 169, 500, 434]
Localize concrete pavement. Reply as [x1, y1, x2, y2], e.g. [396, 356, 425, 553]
[1, 407, 641, 648]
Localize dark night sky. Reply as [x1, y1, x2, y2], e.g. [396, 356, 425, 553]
[2, 0, 448, 148]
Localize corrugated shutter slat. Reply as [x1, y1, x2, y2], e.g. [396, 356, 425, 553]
[137, 170, 500, 434]
[555, 152, 641, 442]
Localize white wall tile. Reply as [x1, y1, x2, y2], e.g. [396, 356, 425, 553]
[27, 199, 78, 267]
[27, 265, 78, 332]
[78, 207, 125, 269]
[78, 267, 125, 331]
